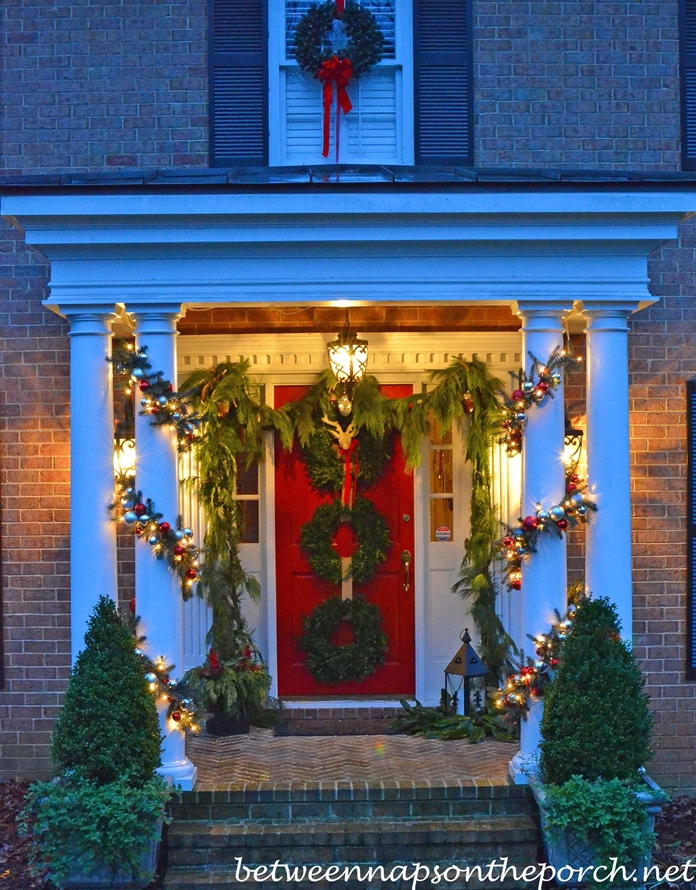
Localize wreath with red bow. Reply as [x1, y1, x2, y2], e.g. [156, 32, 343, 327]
[294, 0, 384, 158]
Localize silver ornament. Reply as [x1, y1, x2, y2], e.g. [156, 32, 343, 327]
[522, 381, 534, 394]
[139, 514, 150, 524]
[569, 492, 583, 507]
[172, 412, 181, 421]
[123, 512, 138, 526]
[534, 660, 545, 670]
[139, 353, 148, 361]
[181, 698, 193, 710]
[577, 505, 587, 516]
[516, 547, 527, 557]
[131, 368, 145, 381]
[144, 672, 157, 684]
[538, 510, 550, 521]
[551, 371, 562, 384]
[173, 530, 184, 541]
[140, 398, 149, 407]
[149, 536, 159, 545]
[549, 505, 565, 521]
[516, 412, 527, 422]
[183, 528, 193, 538]
[158, 396, 168, 407]
[168, 679, 178, 689]
[134, 648, 143, 657]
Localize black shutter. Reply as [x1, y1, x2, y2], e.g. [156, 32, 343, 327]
[209, 0, 268, 166]
[413, 0, 473, 166]
[681, 0, 696, 169]
[688, 379, 696, 678]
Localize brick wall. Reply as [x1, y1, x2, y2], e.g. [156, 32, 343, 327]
[0, 217, 71, 779]
[1, 0, 208, 174]
[630, 218, 696, 790]
[473, 0, 681, 169]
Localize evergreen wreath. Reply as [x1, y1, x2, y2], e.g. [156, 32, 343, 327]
[300, 496, 391, 586]
[300, 425, 393, 494]
[294, 0, 384, 78]
[299, 594, 388, 684]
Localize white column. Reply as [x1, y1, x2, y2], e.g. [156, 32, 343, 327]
[582, 302, 637, 640]
[509, 302, 570, 784]
[64, 306, 118, 663]
[131, 303, 197, 791]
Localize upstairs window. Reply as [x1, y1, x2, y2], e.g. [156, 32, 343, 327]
[681, 0, 696, 169]
[209, 0, 473, 167]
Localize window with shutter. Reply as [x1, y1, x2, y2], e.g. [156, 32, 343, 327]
[209, 0, 268, 166]
[687, 379, 696, 678]
[413, 0, 472, 165]
[269, 0, 413, 166]
[681, 0, 696, 169]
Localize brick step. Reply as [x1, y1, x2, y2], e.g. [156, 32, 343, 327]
[171, 783, 537, 823]
[167, 815, 537, 869]
[163, 857, 538, 890]
[275, 706, 403, 736]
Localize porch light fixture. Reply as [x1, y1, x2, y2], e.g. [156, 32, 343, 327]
[114, 435, 136, 479]
[327, 318, 369, 416]
[564, 416, 584, 469]
[442, 629, 488, 716]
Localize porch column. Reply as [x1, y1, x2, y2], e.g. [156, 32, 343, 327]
[582, 302, 637, 639]
[64, 305, 118, 663]
[131, 303, 197, 791]
[509, 302, 570, 784]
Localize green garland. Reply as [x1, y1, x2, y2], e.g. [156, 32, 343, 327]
[294, 1, 384, 78]
[300, 425, 393, 494]
[300, 496, 392, 586]
[299, 594, 388, 684]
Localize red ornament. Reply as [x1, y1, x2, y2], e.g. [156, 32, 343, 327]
[566, 483, 577, 494]
[139, 381, 151, 392]
[166, 383, 174, 392]
[520, 666, 534, 676]
[167, 695, 176, 703]
[531, 687, 542, 697]
[129, 597, 136, 613]
[159, 521, 171, 534]
[556, 519, 568, 530]
[521, 515, 538, 533]
[186, 568, 197, 580]
[503, 535, 514, 547]
[134, 527, 142, 537]
[536, 380, 549, 393]
[134, 503, 146, 517]
[511, 389, 524, 401]
[511, 579, 522, 591]
[173, 545, 185, 557]
[536, 647, 545, 657]
[569, 473, 579, 483]
[172, 711, 181, 722]
[550, 658, 559, 668]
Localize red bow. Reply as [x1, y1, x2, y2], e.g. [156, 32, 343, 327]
[317, 55, 353, 159]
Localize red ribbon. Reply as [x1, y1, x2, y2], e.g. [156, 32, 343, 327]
[334, 0, 345, 12]
[340, 437, 359, 507]
[317, 55, 353, 159]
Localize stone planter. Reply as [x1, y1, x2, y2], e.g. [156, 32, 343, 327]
[58, 820, 162, 889]
[206, 711, 250, 736]
[530, 775, 663, 887]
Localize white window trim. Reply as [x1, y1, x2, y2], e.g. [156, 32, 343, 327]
[268, 0, 414, 167]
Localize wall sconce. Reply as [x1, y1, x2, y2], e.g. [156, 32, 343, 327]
[564, 416, 584, 470]
[114, 435, 136, 479]
[327, 318, 369, 416]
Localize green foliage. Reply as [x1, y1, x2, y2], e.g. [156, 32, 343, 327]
[300, 425, 393, 494]
[20, 774, 170, 885]
[299, 594, 388, 684]
[540, 597, 653, 785]
[184, 645, 272, 719]
[51, 596, 161, 786]
[393, 699, 514, 743]
[294, 0, 384, 78]
[300, 496, 392, 586]
[542, 776, 657, 870]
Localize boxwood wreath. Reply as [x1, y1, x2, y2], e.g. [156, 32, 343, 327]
[299, 594, 388, 684]
[294, 1, 384, 79]
[300, 496, 392, 586]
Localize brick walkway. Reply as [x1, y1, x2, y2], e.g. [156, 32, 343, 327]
[186, 727, 517, 791]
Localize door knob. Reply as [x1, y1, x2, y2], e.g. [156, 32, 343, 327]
[401, 550, 412, 592]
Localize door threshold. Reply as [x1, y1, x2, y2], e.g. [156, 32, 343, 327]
[282, 698, 413, 709]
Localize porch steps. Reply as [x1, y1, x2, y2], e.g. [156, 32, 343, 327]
[164, 782, 540, 889]
[274, 706, 403, 736]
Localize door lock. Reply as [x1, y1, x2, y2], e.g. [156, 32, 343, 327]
[401, 550, 412, 592]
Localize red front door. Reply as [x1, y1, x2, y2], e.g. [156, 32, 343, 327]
[274, 384, 415, 697]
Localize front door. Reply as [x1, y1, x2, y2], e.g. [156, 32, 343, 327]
[274, 384, 415, 697]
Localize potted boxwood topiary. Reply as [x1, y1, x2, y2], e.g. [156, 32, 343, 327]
[530, 597, 664, 884]
[20, 596, 170, 889]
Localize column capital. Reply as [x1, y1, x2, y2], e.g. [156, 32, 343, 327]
[580, 300, 643, 333]
[129, 303, 183, 336]
[61, 304, 118, 337]
[515, 300, 574, 333]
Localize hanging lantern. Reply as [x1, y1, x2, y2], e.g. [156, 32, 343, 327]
[327, 319, 369, 416]
[442, 628, 489, 716]
[563, 415, 584, 469]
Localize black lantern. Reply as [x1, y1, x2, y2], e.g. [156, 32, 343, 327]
[442, 629, 488, 716]
[327, 318, 369, 416]
[564, 415, 584, 469]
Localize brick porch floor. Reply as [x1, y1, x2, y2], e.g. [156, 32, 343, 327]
[186, 727, 517, 791]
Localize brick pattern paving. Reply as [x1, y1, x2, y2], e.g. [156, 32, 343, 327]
[186, 728, 516, 791]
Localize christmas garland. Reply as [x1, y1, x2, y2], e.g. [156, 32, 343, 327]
[298, 594, 388, 684]
[294, 0, 384, 78]
[497, 470, 597, 591]
[300, 496, 391, 586]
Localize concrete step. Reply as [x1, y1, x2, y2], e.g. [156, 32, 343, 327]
[164, 856, 538, 889]
[274, 706, 403, 736]
[167, 815, 538, 868]
[170, 783, 537, 823]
